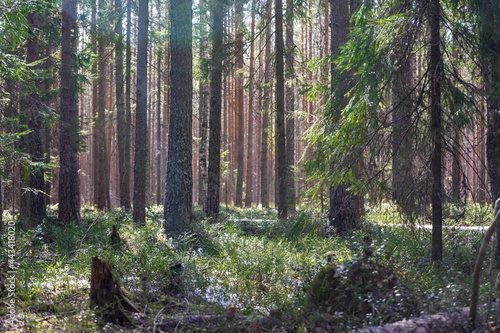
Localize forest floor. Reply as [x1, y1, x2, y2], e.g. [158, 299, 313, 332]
[0, 202, 498, 332]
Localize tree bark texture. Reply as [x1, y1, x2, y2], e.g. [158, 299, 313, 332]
[156, 0, 163, 205]
[59, 0, 81, 224]
[198, 6, 209, 208]
[133, 0, 148, 224]
[205, 0, 225, 219]
[115, 0, 128, 210]
[483, 0, 500, 263]
[275, 0, 287, 219]
[245, 0, 256, 208]
[285, 0, 296, 213]
[164, 0, 193, 235]
[351, 307, 472, 333]
[429, 0, 443, 263]
[91, 0, 98, 206]
[235, 0, 245, 207]
[260, 0, 272, 208]
[391, 37, 415, 214]
[97, 0, 110, 210]
[123, 0, 132, 210]
[90, 256, 139, 325]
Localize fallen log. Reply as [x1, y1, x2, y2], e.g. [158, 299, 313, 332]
[90, 256, 140, 325]
[350, 308, 469, 333]
[350, 302, 500, 333]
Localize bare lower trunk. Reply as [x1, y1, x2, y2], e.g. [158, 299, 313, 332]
[59, 0, 81, 224]
[205, 1, 225, 219]
[285, 0, 296, 213]
[133, 0, 149, 224]
[429, 0, 442, 263]
[276, 0, 287, 219]
[164, 0, 193, 235]
[260, 0, 272, 208]
[329, 0, 356, 233]
[198, 13, 209, 208]
[245, 0, 256, 208]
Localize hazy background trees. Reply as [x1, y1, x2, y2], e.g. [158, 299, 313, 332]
[0, 0, 499, 263]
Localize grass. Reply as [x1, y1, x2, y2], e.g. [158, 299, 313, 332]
[0, 202, 497, 332]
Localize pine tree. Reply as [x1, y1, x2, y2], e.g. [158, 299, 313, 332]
[59, 0, 81, 224]
[164, 0, 193, 234]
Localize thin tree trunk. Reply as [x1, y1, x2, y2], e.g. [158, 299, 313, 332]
[483, 0, 500, 261]
[122, 0, 132, 210]
[156, 0, 163, 206]
[275, 0, 287, 219]
[205, 0, 225, 219]
[198, 5, 209, 208]
[285, 0, 296, 213]
[260, 0, 272, 208]
[115, 0, 128, 209]
[245, 0, 256, 208]
[97, 0, 110, 210]
[451, 125, 461, 202]
[479, 111, 486, 204]
[92, 0, 99, 206]
[429, 0, 443, 263]
[234, 0, 245, 207]
[133, 0, 149, 224]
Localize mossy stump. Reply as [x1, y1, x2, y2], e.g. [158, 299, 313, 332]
[90, 256, 140, 325]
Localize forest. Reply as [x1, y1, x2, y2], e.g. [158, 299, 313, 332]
[1, 0, 500, 331]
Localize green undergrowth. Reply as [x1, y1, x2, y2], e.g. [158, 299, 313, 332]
[368, 200, 493, 226]
[0, 203, 497, 332]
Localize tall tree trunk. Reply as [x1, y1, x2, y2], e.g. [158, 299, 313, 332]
[123, 0, 132, 210]
[245, 0, 256, 208]
[482, 1, 500, 262]
[92, 0, 99, 206]
[234, 0, 245, 207]
[25, 12, 46, 219]
[59, 0, 81, 224]
[451, 45, 461, 203]
[205, 0, 225, 219]
[329, 0, 356, 234]
[97, 0, 110, 210]
[116, 0, 128, 209]
[164, 0, 193, 235]
[133, 0, 149, 224]
[156, 0, 163, 205]
[198, 5, 209, 208]
[391, 0, 415, 214]
[429, 0, 442, 263]
[285, 0, 296, 213]
[275, 0, 287, 219]
[260, 0, 272, 208]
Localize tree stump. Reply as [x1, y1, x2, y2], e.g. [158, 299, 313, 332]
[90, 256, 140, 325]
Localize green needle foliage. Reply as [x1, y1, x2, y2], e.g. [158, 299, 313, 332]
[304, 1, 482, 212]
